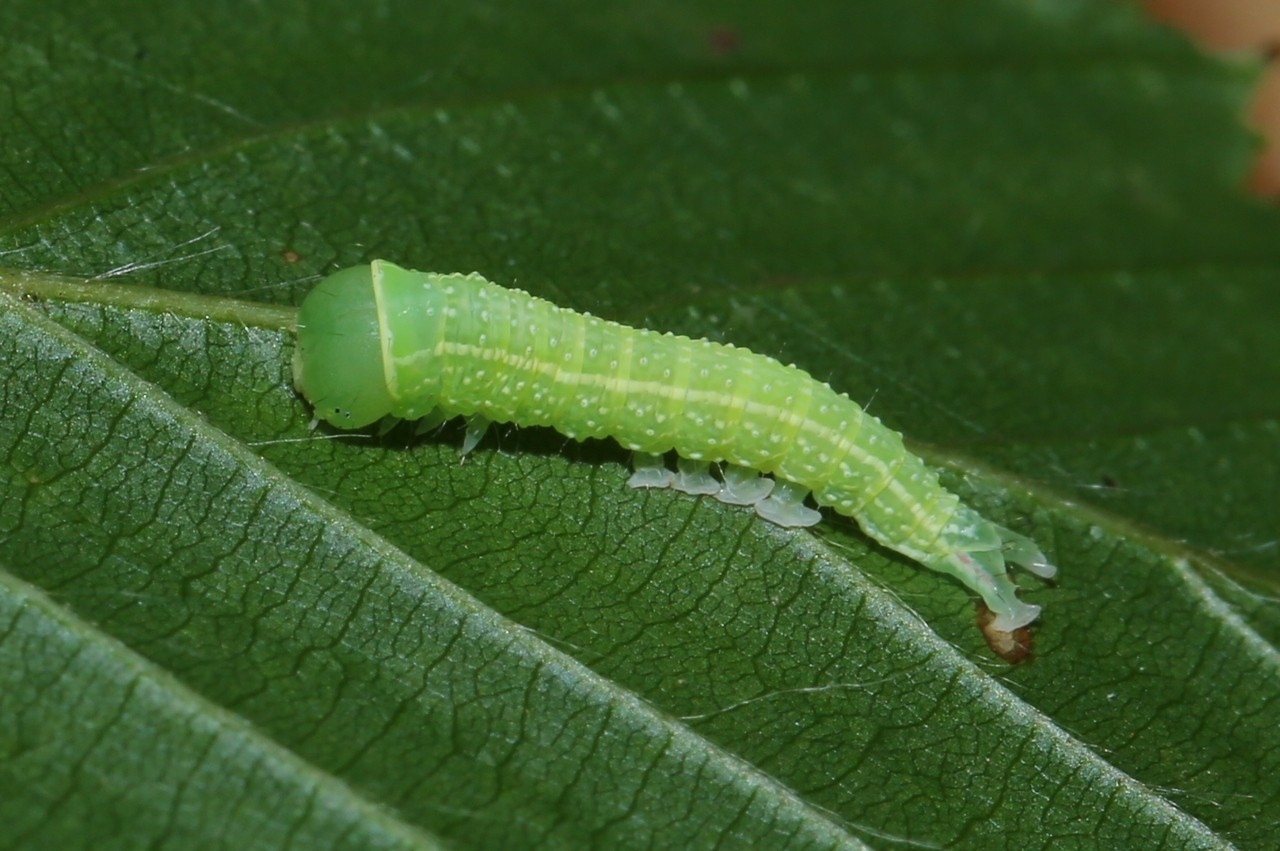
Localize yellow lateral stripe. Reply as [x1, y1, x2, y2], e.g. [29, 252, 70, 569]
[391, 338, 922, 512]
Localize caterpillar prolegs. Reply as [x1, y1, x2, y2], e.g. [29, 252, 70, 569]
[293, 260, 1056, 631]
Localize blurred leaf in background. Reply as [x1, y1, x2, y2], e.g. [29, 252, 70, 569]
[1, 1, 1278, 848]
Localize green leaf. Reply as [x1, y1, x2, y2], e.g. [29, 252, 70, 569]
[2, 1, 1278, 849]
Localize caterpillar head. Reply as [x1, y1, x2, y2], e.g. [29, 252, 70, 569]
[293, 264, 393, 428]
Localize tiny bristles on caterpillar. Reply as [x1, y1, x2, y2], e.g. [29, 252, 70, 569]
[293, 260, 1056, 632]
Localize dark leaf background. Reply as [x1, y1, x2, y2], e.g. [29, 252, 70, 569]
[1, 1, 1278, 849]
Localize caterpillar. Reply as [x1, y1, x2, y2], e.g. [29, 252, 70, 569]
[293, 260, 1056, 631]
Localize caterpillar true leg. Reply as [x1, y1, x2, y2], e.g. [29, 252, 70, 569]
[461, 414, 491, 456]
[412, 407, 449, 436]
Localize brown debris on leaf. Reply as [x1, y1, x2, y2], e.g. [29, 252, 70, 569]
[977, 602, 1034, 664]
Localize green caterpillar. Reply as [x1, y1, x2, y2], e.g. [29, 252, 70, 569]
[294, 260, 1055, 631]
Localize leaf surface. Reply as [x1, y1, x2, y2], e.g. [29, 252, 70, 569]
[2, 1, 1278, 848]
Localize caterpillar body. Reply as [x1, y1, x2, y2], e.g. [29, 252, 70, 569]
[294, 260, 1056, 630]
